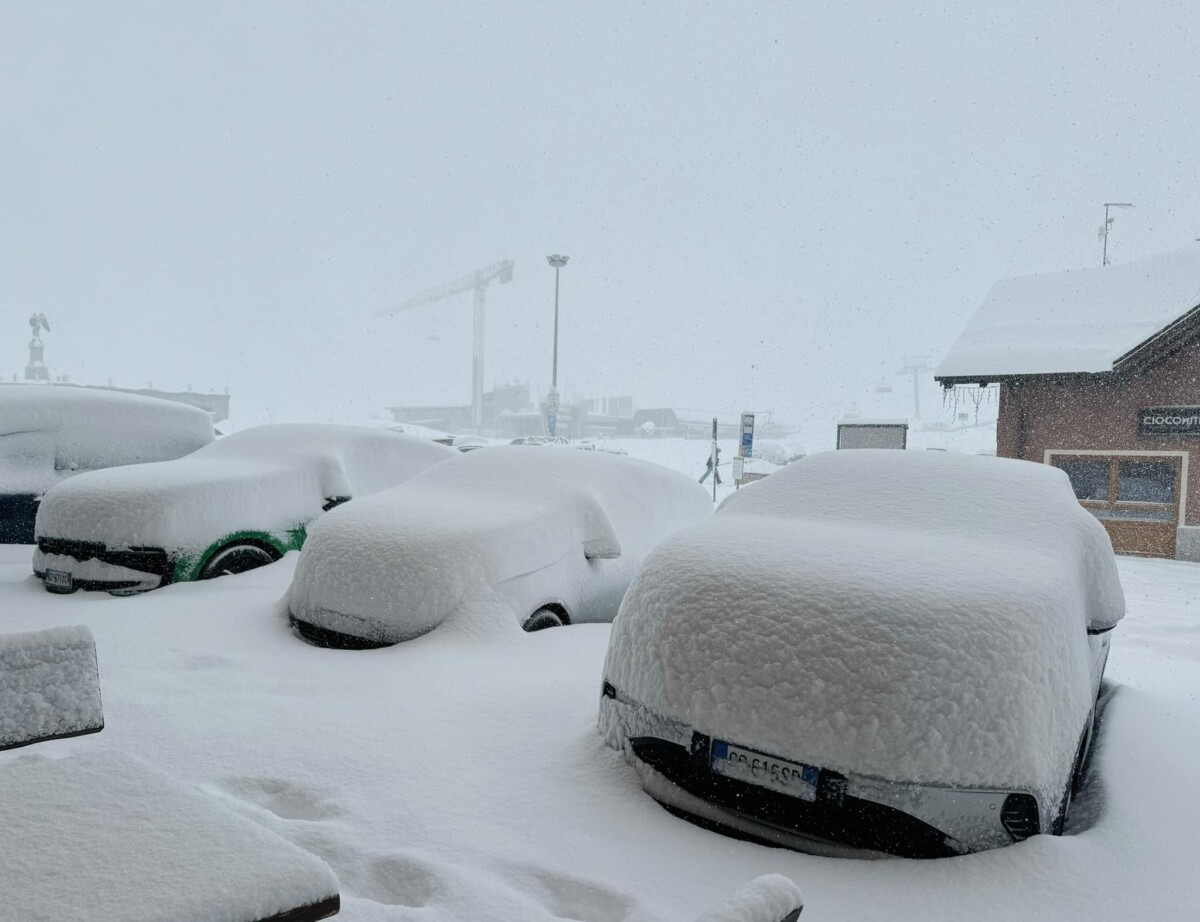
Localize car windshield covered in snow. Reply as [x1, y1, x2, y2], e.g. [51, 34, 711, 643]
[32, 424, 455, 595]
[0, 385, 215, 544]
[601, 450, 1124, 857]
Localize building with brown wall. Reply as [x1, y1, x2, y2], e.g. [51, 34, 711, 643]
[937, 250, 1200, 560]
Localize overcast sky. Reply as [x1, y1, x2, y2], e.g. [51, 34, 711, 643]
[3, 1, 1199, 430]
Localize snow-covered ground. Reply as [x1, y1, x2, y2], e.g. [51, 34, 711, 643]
[1, 547, 1199, 920]
[1, 441, 1199, 920]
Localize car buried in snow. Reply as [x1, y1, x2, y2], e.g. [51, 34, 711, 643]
[599, 449, 1125, 858]
[1, 384, 214, 544]
[287, 445, 712, 648]
[33, 424, 456, 595]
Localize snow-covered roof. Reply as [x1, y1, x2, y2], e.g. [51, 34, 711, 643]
[937, 250, 1200, 380]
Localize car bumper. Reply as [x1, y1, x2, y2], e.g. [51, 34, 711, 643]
[34, 545, 172, 595]
[599, 685, 1042, 857]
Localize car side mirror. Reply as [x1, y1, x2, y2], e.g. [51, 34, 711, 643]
[583, 537, 621, 560]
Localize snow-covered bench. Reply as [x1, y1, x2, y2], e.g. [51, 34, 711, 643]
[0, 625, 341, 922]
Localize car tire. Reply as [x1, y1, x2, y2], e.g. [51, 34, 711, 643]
[523, 608, 565, 632]
[199, 543, 278, 580]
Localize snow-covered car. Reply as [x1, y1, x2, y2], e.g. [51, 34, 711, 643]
[600, 450, 1124, 858]
[33, 424, 456, 595]
[287, 445, 712, 648]
[1, 385, 214, 544]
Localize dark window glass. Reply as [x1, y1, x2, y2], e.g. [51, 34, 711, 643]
[1058, 459, 1110, 501]
[1118, 461, 1175, 504]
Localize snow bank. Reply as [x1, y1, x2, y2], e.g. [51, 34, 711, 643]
[603, 450, 1125, 804]
[937, 249, 1200, 378]
[0, 383, 213, 495]
[34, 424, 455, 554]
[0, 625, 102, 750]
[288, 445, 711, 644]
[0, 751, 339, 922]
[692, 875, 803, 922]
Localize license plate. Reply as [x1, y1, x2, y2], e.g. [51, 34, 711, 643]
[710, 739, 819, 801]
[44, 569, 74, 593]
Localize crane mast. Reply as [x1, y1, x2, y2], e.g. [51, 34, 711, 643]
[377, 260, 514, 430]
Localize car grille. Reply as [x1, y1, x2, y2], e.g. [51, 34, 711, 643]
[38, 538, 105, 560]
[630, 734, 960, 859]
[38, 538, 172, 578]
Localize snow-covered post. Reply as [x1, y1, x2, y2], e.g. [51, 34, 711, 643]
[692, 874, 803, 922]
[710, 417, 719, 502]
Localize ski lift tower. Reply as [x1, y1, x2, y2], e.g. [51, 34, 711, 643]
[376, 260, 514, 431]
[895, 355, 932, 420]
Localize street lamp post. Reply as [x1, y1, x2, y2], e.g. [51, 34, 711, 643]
[546, 254, 569, 436]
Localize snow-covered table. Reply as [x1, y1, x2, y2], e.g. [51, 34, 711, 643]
[0, 625, 104, 751]
[0, 752, 340, 922]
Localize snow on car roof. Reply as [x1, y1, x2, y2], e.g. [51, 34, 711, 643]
[35, 424, 456, 552]
[0, 384, 215, 494]
[604, 450, 1125, 803]
[288, 445, 711, 643]
[936, 249, 1200, 379]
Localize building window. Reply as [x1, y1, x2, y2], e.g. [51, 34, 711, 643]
[1052, 455, 1181, 524]
[1117, 461, 1176, 505]
[1058, 459, 1110, 501]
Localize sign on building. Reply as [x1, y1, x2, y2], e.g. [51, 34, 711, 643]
[1140, 407, 1200, 436]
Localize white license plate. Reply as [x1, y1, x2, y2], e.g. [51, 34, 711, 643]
[710, 739, 819, 801]
[44, 569, 74, 593]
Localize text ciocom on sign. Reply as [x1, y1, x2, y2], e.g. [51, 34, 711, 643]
[1140, 407, 1200, 436]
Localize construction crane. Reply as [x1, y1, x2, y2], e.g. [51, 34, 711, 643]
[376, 260, 514, 430]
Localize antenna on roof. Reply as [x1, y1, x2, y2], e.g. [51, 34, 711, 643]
[1100, 202, 1135, 266]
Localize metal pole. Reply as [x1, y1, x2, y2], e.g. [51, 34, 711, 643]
[552, 265, 560, 389]
[545, 255, 569, 438]
[472, 285, 486, 430]
[711, 418, 718, 502]
[1103, 203, 1110, 266]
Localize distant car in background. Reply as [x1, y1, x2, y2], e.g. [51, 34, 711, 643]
[1, 385, 214, 544]
[33, 424, 456, 594]
[288, 446, 712, 648]
[600, 450, 1124, 858]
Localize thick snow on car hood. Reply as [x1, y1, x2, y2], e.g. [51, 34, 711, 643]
[288, 445, 712, 643]
[0, 384, 213, 495]
[35, 425, 455, 553]
[603, 450, 1125, 802]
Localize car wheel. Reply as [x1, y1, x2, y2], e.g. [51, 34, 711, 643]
[523, 608, 565, 632]
[199, 543, 278, 580]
